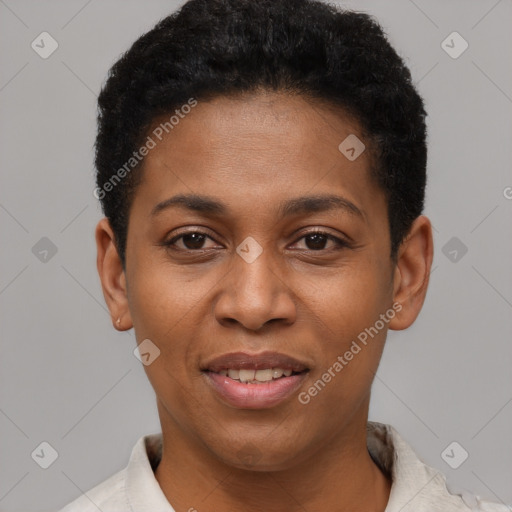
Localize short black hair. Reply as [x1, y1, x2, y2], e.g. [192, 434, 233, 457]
[94, 0, 427, 267]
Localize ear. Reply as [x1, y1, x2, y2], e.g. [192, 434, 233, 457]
[95, 218, 133, 331]
[388, 215, 433, 330]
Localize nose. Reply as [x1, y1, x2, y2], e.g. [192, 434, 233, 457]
[213, 247, 297, 332]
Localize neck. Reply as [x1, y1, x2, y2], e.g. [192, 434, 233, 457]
[155, 416, 391, 512]
[154, 406, 391, 512]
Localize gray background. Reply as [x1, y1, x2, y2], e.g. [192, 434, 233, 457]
[0, 0, 511, 511]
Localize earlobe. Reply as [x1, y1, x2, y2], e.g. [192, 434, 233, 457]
[388, 215, 433, 331]
[95, 218, 133, 331]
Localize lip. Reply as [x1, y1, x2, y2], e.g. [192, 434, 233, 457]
[202, 351, 309, 372]
[202, 351, 310, 409]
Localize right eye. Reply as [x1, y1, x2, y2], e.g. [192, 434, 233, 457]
[163, 230, 221, 251]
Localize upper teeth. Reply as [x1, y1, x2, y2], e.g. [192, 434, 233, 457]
[218, 368, 293, 382]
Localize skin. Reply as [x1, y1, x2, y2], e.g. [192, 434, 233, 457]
[96, 90, 433, 512]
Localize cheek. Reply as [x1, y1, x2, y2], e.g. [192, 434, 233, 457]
[302, 261, 391, 399]
[314, 260, 391, 340]
[127, 261, 201, 338]
[299, 326, 386, 424]
[126, 271, 197, 406]
[142, 358, 207, 438]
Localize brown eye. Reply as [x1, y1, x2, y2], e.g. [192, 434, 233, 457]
[165, 231, 219, 251]
[180, 233, 208, 249]
[304, 233, 329, 250]
[293, 230, 349, 251]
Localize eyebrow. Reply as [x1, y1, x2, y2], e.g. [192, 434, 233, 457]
[151, 193, 365, 220]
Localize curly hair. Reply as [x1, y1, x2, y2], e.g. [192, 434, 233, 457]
[94, 0, 427, 266]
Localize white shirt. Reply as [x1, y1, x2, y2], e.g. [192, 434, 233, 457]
[58, 421, 511, 512]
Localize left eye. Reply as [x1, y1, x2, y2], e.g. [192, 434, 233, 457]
[292, 231, 347, 251]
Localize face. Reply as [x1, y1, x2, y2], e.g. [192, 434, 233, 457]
[97, 90, 432, 471]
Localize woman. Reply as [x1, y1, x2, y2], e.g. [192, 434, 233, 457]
[59, 0, 509, 510]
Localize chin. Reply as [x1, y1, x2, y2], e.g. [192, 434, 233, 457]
[207, 434, 308, 473]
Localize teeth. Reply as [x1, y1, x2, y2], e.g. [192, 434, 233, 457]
[254, 369, 273, 382]
[228, 369, 240, 380]
[218, 367, 297, 383]
[272, 368, 284, 379]
[238, 369, 255, 382]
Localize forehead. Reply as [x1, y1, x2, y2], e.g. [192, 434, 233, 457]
[133, 91, 384, 220]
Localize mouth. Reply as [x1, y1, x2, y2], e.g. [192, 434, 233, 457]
[213, 367, 302, 383]
[201, 351, 310, 409]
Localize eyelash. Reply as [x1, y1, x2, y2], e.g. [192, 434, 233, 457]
[163, 228, 351, 253]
